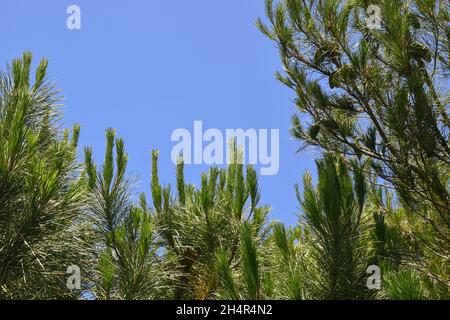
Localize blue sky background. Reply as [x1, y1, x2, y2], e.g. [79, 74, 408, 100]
[1, 0, 319, 225]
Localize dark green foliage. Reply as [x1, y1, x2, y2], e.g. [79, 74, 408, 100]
[297, 154, 371, 299]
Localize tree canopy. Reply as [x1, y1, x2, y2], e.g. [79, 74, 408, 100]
[0, 0, 449, 300]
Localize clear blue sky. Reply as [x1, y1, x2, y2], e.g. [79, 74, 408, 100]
[1, 0, 318, 225]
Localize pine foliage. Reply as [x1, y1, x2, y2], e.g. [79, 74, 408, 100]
[258, 0, 450, 296]
[1, 0, 449, 299]
[0, 53, 92, 299]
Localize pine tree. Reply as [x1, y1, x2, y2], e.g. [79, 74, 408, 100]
[268, 222, 308, 299]
[0, 53, 92, 299]
[297, 154, 371, 299]
[214, 221, 271, 300]
[151, 144, 270, 299]
[84, 129, 173, 299]
[258, 0, 449, 292]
